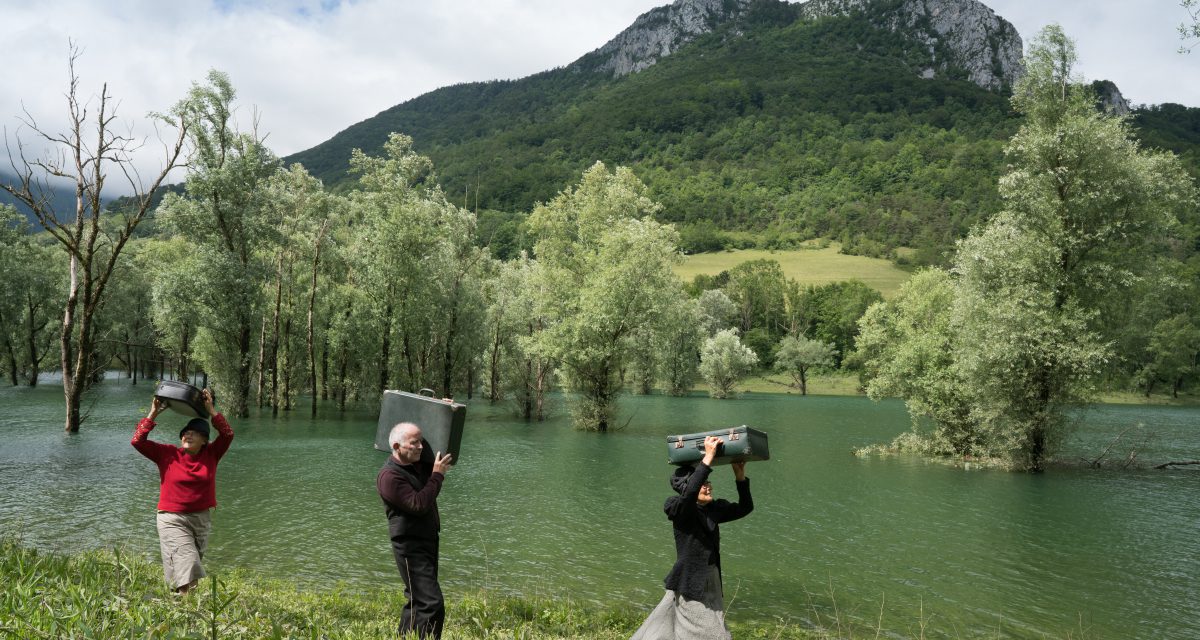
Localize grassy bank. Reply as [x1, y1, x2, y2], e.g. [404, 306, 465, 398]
[673, 245, 911, 299]
[687, 371, 1200, 407]
[1, 539, 843, 639]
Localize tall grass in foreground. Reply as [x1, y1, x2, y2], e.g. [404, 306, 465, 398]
[0, 538, 1095, 639]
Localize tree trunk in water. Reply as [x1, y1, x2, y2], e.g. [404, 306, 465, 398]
[282, 314, 293, 412]
[61, 254, 81, 433]
[2, 316, 18, 385]
[270, 252, 284, 417]
[306, 231, 325, 417]
[25, 297, 42, 388]
[520, 356, 533, 419]
[489, 329, 502, 403]
[233, 323, 254, 419]
[379, 300, 393, 393]
[177, 323, 190, 382]
[337, 347, 349, 411]
[441, 280, 461, 398]
[256, 315, 268, 407]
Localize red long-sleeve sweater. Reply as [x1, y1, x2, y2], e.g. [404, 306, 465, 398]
[131, 414, 234, 513]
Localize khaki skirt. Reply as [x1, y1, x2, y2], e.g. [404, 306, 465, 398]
[155, 509, 211, 590]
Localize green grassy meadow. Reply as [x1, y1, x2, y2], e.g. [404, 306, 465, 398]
[0, 539, 865, 639]
[674, 245, 912, 298]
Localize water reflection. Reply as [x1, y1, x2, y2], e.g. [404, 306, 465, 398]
[1, 383, 1197, 638]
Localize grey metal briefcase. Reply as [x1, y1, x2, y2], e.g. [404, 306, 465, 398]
[666, 426, 769, 466]
[374, 388, 466, 462]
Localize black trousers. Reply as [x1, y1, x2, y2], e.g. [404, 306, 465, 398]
[391, 537, 445, 639]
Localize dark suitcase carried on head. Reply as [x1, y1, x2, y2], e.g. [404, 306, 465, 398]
[374, 388, 466, 462]
[666, 426, 769, 466]
[154, 380, 209, 418]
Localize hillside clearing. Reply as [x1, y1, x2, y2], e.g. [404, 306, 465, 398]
[674, 245, 912, 298]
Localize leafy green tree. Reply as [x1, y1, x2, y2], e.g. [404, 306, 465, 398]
[259, 164, 333, 415]
[526, 162, 682, 431]
[347, 133, 484, 399]
[954, 25, 1195, 469]
[100, 240, 156, 386]
[0, 209, 61, 386]
[797, 280, 882, 367]
[1135, 314, 1200, 397]
[658, 293, 705, 396]
[859, 27, 1197, 470]
[699, 329, 758, 399]
[482, 254, 531, 404]
[773, 334, 836, 395]
[156, 70, 280, 418]
[855, 269, 980, 456]
[724, 259, 786, 335]
[145, 237, 203, 382]
[697, 289, 737, 336]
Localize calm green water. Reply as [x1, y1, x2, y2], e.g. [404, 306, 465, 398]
[1, 380, 1197, 639]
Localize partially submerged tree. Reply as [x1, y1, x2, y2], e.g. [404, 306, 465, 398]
[0, 208, 61, 387]
[156, 70, 279, 418]
[857, 26, 1196, 470]
[1, 46, 191, 431]
[699, 329, 758, 399]
[526, 162, 682, 431]
[773, 334, 836, 395]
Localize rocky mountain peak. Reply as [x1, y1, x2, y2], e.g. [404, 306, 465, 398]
[798, 0, 1023, 90]
[575, 0, 1025, 92]
[571, 0, 755, 77]
[1092, 80, 1131, 116]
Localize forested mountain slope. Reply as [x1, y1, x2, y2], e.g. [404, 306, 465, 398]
[284, 0, 1200, 264]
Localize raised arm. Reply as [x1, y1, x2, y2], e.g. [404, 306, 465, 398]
[131, 397, 172, 461]
[203, 389, 235, 460]
[713, 461, 754, 523]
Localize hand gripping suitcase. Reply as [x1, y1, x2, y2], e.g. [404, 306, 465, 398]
[666, 426, 769, 466]
[374, 388, 466, 462]
[154, 380, 209, 418]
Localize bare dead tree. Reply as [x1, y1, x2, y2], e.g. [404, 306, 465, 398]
[1, 44, 190, 432]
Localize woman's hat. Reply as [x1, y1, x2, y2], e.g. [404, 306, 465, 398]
[179, 418, 210, 440]
[670, 465, 696, 494]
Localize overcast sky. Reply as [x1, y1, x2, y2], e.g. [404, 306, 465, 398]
[2, 0, 1195, 185]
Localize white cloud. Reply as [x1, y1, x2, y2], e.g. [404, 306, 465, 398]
[1, 0, 1195, 193]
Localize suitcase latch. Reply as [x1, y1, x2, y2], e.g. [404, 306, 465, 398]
[674, 436, 684, 449]
[728, 428, 740, 441]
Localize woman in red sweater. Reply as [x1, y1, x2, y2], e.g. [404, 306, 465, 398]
[131, 388, 234, 594]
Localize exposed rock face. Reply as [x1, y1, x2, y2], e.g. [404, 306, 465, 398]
[1092, 79, 1131, 116]
[573, 0, 754, 77]
[798, 0, 1023, 90]
[575, 0, 1024, 92]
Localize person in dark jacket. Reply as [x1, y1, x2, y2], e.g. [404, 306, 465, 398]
[377, 421, 454, 639]
[631, 435, 753, 640]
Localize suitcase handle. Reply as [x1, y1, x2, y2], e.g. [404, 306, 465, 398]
[675, 428, 741, 450]
[418, 388, 436, 397]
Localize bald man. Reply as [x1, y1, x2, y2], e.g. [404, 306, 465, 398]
[377, 421, 453, 639]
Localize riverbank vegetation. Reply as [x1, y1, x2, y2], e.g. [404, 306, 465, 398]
[3, 538, 1110, 639]
[2, 24, 1198, 451]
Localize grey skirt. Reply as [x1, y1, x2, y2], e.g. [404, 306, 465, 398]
[630, 567, 730, 640]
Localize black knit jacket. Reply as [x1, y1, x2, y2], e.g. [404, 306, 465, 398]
[662, 463, 753, 601]
[377, 456, 444, 542]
